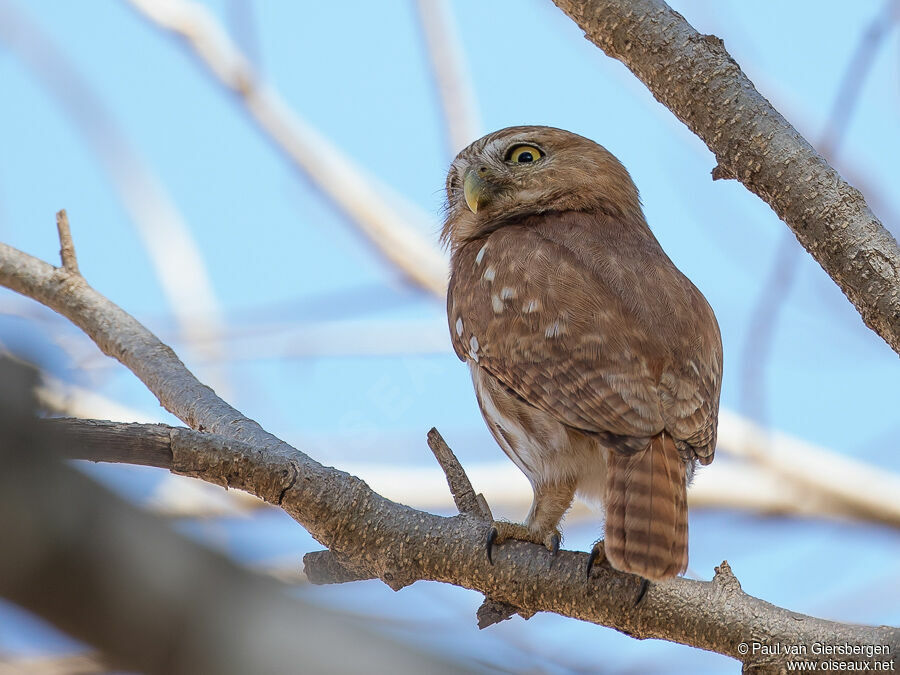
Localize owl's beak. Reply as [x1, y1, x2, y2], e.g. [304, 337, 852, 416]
[463, 168, 493, 214]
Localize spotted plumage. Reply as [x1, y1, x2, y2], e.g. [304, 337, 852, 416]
[443, 126, 722, 581]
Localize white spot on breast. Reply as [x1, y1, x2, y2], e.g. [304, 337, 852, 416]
[500, 287, 516, 300]
[469, 334, 480, 361]
[475, 243, 488, 265]
[455, 317, 463, 336]
[689, 360, 700, 376]
[523, 299, 540, 313]
[545, 321, 563, 338]
[483, 265, 496, 282]
[491, 294, 504, 313]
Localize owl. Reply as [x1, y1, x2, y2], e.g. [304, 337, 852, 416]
[442, 126, 722, 582]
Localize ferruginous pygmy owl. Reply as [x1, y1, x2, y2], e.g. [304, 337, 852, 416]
[442, 126, 722, 582]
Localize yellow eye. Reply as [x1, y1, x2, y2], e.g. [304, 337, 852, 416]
[506, 144, 543, 164]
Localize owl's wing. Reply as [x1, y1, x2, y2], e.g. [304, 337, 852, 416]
[447, 211, 722, 463]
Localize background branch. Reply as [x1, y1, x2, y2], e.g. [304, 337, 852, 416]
[414, 0, 481, 156]
[0, 358, 457, 675]
[552, 0, 900, 355]
[0, 1, 231, 393]
[124, 0, 448, 298]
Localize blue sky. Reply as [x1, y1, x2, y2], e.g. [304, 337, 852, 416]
[1, 1, 898, 672]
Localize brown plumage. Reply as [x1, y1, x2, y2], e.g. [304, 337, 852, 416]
[442, 126, 722, 581]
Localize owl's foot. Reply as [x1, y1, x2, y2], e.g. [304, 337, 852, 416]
[585, 540, 606, 580]
[485, 521, 561, 565]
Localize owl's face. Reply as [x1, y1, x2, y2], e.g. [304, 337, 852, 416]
[442, 126, 642, 248]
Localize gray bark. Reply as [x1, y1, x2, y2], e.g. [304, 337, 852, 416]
[553, 0, 900, 356]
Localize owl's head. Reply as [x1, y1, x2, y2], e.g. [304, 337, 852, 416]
[441, 126, 642, 248]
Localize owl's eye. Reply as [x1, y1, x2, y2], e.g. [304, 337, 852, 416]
[505, 144, 543, 164]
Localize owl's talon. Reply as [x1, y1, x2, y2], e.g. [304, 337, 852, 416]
[484, 521, 561, 564]
[549, 532, 560, 556]
[586, 540, 605, 581]
[485, 526, 499, 565]
[634, 578, 650, 606]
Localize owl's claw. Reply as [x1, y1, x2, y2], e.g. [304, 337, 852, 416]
[485, 526, 499, 565]
[586, 540, 605, 581]
[549, 532, 560, 556]
[634, 578, 650, 606]
[485, 521, 562, 565]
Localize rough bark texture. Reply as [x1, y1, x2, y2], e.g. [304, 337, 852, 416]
[553, 0, 900, 356]
[51, 413, 898, 673]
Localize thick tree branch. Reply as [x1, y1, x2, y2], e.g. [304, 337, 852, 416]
[2, 228, 896, 667]
[552, 0, 900, 355]
[46, 414, 899, 670]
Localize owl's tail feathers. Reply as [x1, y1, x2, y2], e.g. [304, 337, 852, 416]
[604, 432, 688, 581]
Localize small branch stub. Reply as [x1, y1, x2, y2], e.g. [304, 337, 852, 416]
[476, 598, 518, 629]
[426, 427, 489, 520]
[55, 209, 80, 275]
[302, 550, 375, 585]
[711, 164, 736, 181]
[713, 560, 742, 593]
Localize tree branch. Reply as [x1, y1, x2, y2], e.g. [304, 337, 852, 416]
[0, 361, 457, 675]
[2, 215, 896, 666]
[123, 0, 448, 298]
[41, 408, 898, 670]
[552, 0, 900, 355]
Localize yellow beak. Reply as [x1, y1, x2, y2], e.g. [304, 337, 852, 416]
[463, 169, 492, 214]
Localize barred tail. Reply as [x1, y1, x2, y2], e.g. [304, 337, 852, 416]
[604, 432, 688, 581]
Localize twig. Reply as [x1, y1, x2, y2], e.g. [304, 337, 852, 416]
[55, 209, 80, 275]
[426, 427, 489, 519]
[740, 0, 899, 425]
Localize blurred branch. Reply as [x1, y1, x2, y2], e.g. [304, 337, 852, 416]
[741, 0, 899, 423]
[124, 0, 449, 298]
[0, 1, 231, 393]
[57, 418, 900, 528]
[414, 0, 481, 155]
[0, 359, 458, 675]
[2, 238, 894, 669]
[553, 0, 900, 357]
[0, 653, 108, 675]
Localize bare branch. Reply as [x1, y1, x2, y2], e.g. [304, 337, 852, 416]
[552, 0, 900, 355]
[3, 226, 897, 665]
[426, 427, 489, 519]
[742, 0, 899, 425]
[124, 0, 449, 298]
[0, 4, 231, 392]
[51, 412, 900, 530]
[414, 0, 481, 155]
[31, 404, 897, 669]
[55, 209, 80, 275]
